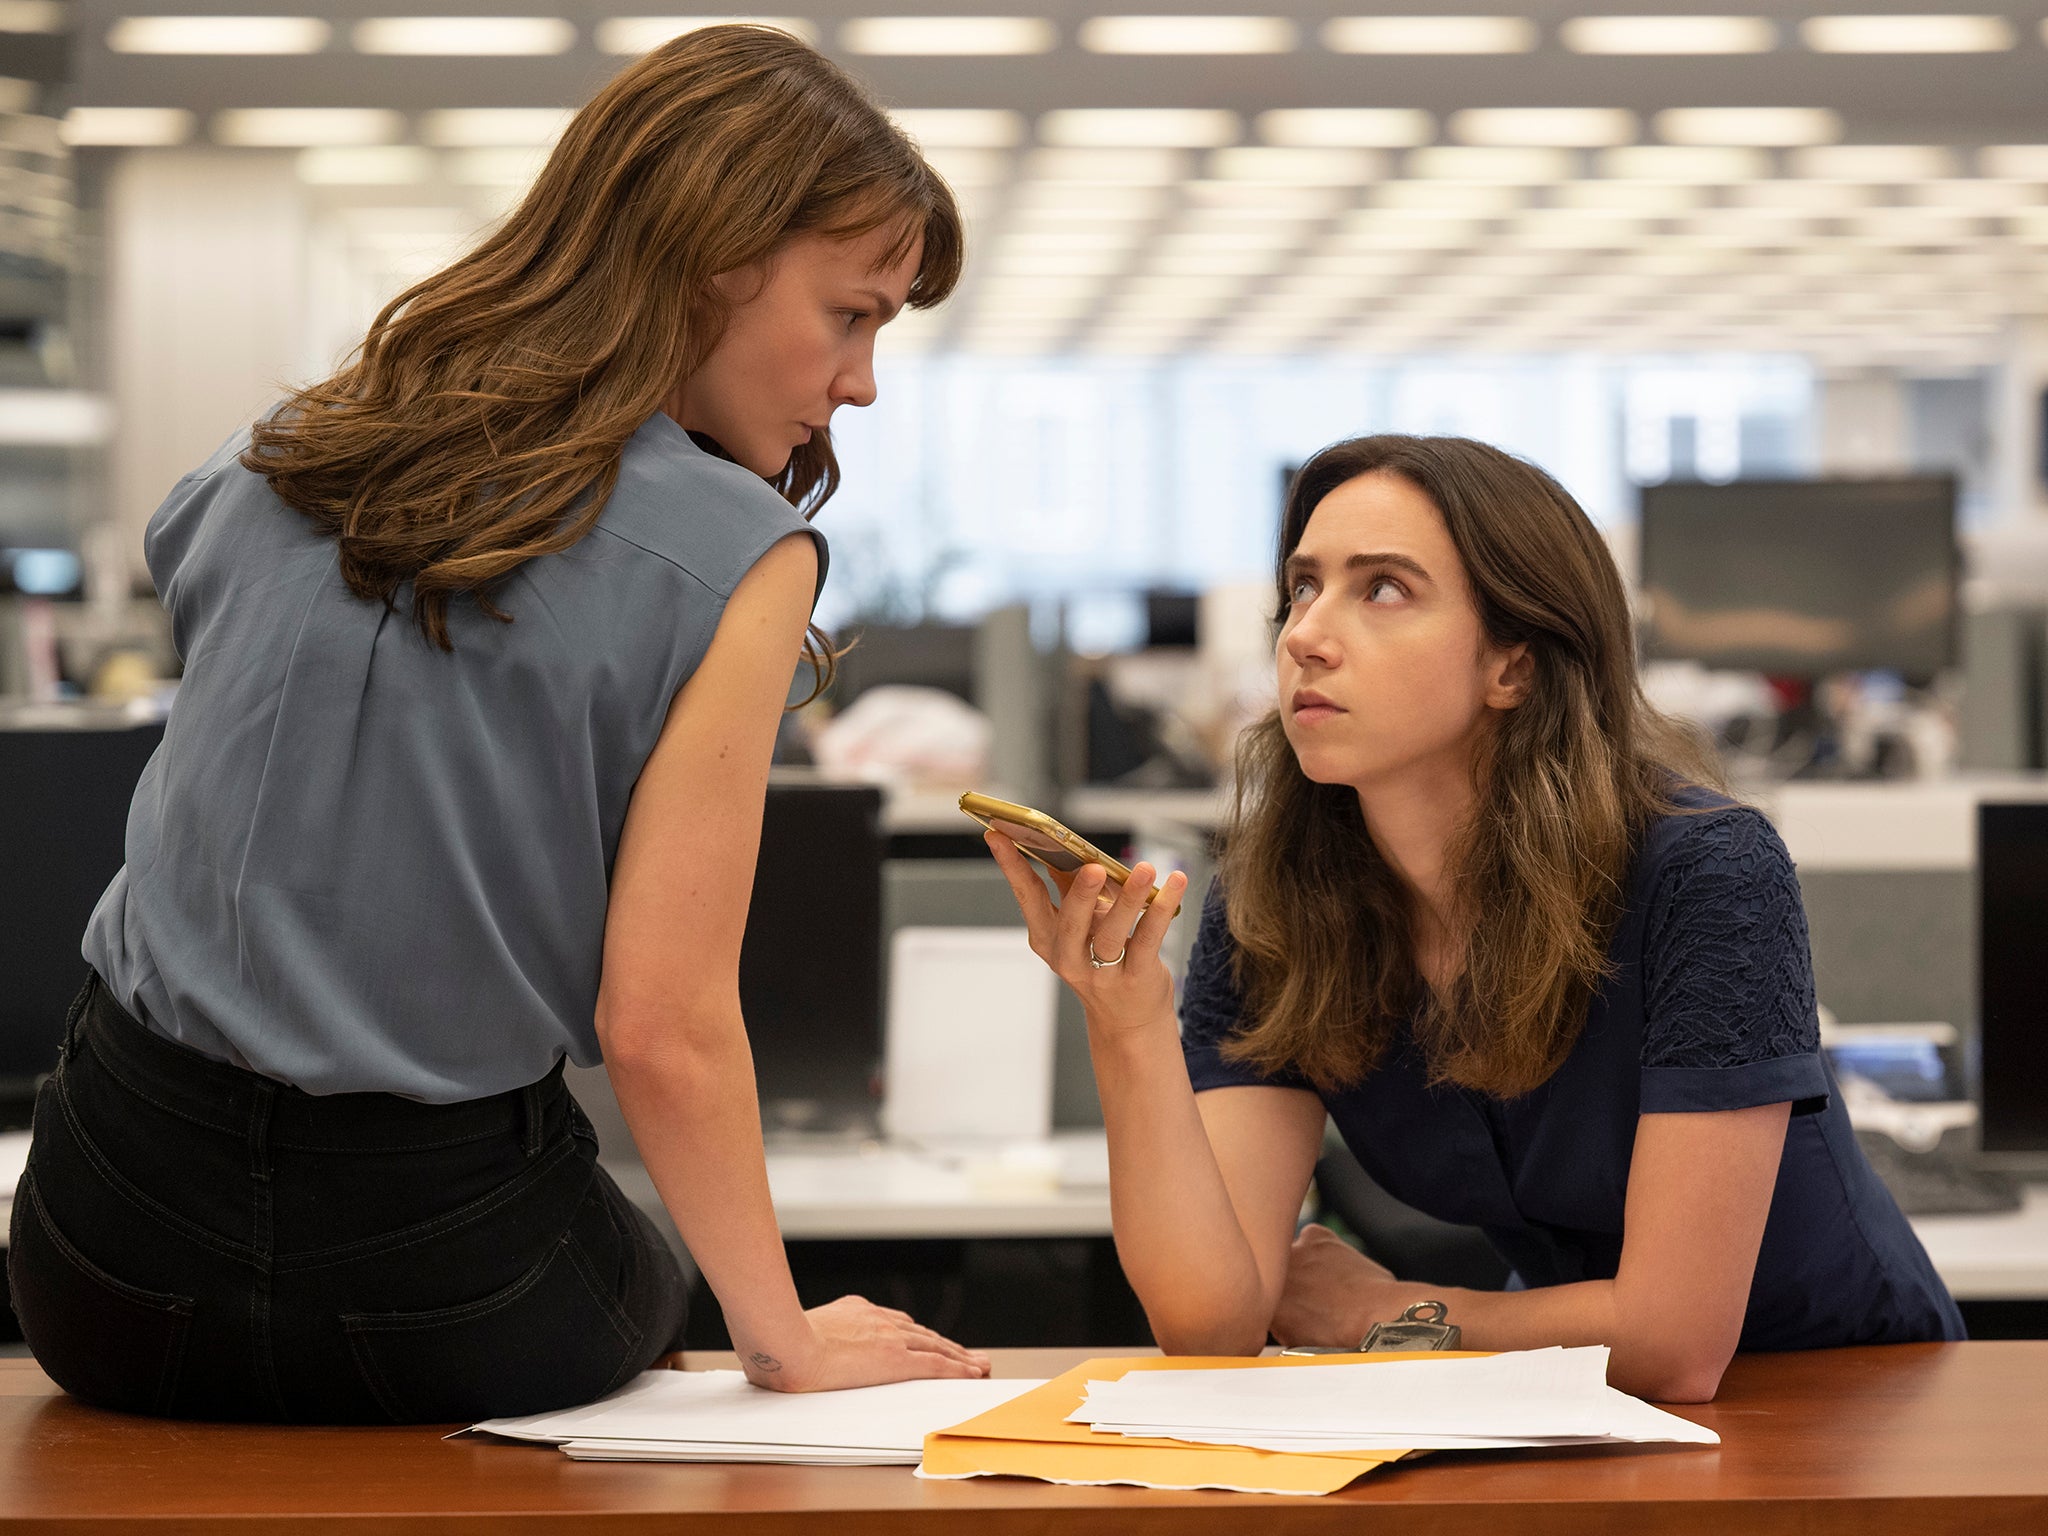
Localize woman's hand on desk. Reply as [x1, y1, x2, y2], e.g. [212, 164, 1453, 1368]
[983, 831, 1189, 1040]
[1269, 1223, 1411, 1349]
[744, 1295, 991, 1392]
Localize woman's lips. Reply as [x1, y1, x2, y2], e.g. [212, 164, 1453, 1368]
[1292, 703, 1344, 725]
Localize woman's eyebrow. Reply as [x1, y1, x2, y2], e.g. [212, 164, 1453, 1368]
[855, 286, 902, 321]
[1285, 550, 1434, 584]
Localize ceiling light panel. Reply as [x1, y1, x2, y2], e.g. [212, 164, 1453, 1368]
[1598, 144, 1771, 179]
[1256, 108, 1433, 148]
[61, 106, 195, 146]
[1450, 108, 1637, 148]
[1207, 146, 1385, 184]
[1007, 182, 1170, 216]
[1789, 144, 1957, 179]
[840, 16, 1055, 54]
[1553, 180, 1707, 212]
[353, 16, 574, 54]
[296, 145, 433, 185]
[1321, 15, 1538, 53]
[1560, 15, 1775, 54]
[1080, 15, 1296, 53]
[213, 108, 402, 146]
[1374, 181, 1525, 212]
[1983, 146, 2048, 180]
[1407, 146, 1575, 181]
[890, 109, 1025, 149]
[595, 16, 817, 52]
[1020, 147, 1190, 182]
[1039, 109, 1240, 148]
[420, 108, 572, 147]
[1729, 179, 1873, 209]
[107, 15, 330, 53]
[1800, 14, 2015, 52]
[1654, 108, 1841, 146]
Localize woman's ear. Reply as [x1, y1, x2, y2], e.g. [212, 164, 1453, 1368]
[1486, 643, 1534, 711]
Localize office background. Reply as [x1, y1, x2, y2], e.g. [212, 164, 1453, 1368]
[4, 2, 2048, 1350]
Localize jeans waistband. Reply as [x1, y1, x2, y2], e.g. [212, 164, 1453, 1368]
[68, 972, 567, 1155]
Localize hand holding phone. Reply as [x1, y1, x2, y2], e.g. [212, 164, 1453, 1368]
[957, 792, 1179, 914]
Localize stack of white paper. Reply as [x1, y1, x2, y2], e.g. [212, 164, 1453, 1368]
[469, 1370, 1044, 1466]
[1070, 1348, 1718, 1453]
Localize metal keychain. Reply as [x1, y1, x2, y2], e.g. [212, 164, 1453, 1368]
[1278, 1299, 1462, 1356]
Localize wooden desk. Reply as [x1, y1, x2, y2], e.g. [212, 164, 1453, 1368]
[2, 1343, 2045, 1533]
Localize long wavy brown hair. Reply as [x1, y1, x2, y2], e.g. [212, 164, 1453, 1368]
[242, 24, 963, 693]
[1219, 435, 1720, 1098]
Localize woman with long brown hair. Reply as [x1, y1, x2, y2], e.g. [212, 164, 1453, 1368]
[986, 434, 1960, 1401]
[9, 25, 988, 1422]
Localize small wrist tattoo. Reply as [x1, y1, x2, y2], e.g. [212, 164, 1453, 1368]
[748, 1352, 782, 1373]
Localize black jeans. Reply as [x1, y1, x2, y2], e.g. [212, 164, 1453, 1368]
[6, 973, 686, 1423]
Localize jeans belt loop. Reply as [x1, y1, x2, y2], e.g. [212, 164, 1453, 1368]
[521, 1079, 545, 1159]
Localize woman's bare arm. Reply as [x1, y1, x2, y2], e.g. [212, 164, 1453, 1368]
[1273, 1102, 1791, 1401]
[985, 836, 1325, 1353]
[599, 531, 984, 1391]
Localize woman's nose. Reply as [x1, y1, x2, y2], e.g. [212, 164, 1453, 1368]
[1284, 601, 1337, 667]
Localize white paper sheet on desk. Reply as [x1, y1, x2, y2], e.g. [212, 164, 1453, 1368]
[469, 1370, 1045, 1466]
[1069, 1346, 1717, 1449]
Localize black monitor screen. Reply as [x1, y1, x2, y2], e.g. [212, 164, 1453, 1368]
[0, 721, 165, 1083]
[1639, 477, 1958, 681]
[739, 781, 885, 1134]
[1979, 803, 2048, 1156]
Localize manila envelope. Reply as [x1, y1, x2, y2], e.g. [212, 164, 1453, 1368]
[921, 1351, 1489, 1497]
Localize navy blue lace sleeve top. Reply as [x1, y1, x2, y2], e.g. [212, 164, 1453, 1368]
[1181, 788, 1963, 1351]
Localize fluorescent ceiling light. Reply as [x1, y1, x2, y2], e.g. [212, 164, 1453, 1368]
[61, 106, 194, 146]
[596, 16, 815, 52]
[446, 147, 548, 185]
[1332, 212, 1488, 246]
[1156, 223, 1303, 250]
[1982, 146, 2048, 180]
[1039, 109, 1239, 148]
[352, 17, 574, 55]
[1729, 179, 1872, 209]
[0, 2, 64, 33]
[1789, 144, 1956, 180]
[920, 148, 1011, 187]
[213, 108, 402, 147]
[1184, 181, 1343, 213]
[1321, 15, 1537, 53]
[1020, 147, 1188, 182]
[1375, 181, 1525, 212]
[1553, 180, 1706, 211]
[1256, 108, 1433, 148]
[1654, 107, 1840, 147]
[1800, 14, 2014, 53]
[1450, 108, 1637, 148]
[1208, 146, 1384, 183]
[1560, 15, 1775, 54]
[421, 109, 572, 147]
[296, 146, 434, 184]
[1009, 182, 1169, 215]
[1147, 249, 1291, 276]
[1514, 209, 1652, 246]
[1407, 146, 1574, 181]
[889, 109, 1024, 149]
[107, 15, 330, 53]
[986, 248, 1128, 275]
[840, 16, 1054, 53]
[1080, 15, 1296, 53]
[1597, 144, 1770, 179]
[996, 227, 1143, 253]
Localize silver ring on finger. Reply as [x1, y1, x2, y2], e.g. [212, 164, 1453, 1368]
[1088, 938, 1127, 968]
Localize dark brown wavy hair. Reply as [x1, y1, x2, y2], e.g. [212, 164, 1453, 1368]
[242, 24, 963, 694]
[1220, 434, 1720, 1098]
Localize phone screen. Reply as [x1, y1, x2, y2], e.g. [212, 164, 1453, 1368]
[985, 817, 1089, 874]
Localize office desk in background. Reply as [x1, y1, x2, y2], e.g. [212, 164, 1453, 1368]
[0, 1343, 2043, 1532]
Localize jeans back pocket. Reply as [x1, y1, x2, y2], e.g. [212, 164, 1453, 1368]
[342, 1228, 643, 1424]
[8, 1172, 196, 1417]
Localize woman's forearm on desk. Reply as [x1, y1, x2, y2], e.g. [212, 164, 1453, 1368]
[1089, 1017, 1325, 1356]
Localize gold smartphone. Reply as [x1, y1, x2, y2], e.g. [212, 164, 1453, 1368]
[959, 791, 1179, 914]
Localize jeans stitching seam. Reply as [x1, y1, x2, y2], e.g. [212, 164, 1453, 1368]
[561, 1226, 640, 1352]
[338, 1237, 566, 1334]
[274, 1136, 580, 1272]
[53, 1070, 256, 1264]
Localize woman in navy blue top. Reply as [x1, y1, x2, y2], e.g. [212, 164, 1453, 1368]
[984, 433, 1961, 1402]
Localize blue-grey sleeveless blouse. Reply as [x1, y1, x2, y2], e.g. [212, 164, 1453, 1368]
[83, 412, 827, 1102]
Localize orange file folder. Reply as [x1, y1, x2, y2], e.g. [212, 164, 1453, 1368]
[921, 1351, 1489, 1497]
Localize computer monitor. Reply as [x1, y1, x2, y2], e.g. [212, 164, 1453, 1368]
[739, 780, 885, 1135]
[1977, 802, 2048, 1164]
[0, 718, 165, 1089]
[827, 623, 977, 707]
[1638, 476, 1959, 683]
